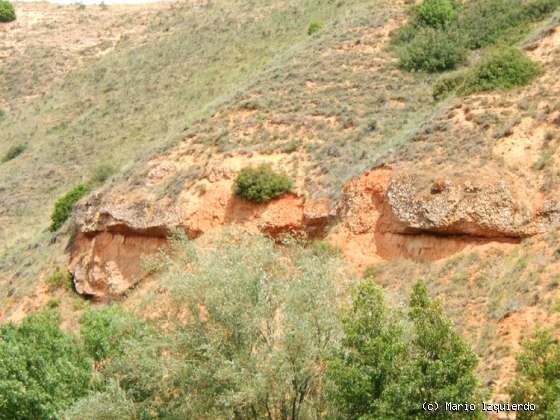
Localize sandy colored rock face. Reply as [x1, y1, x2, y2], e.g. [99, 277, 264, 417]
[68, 161, 559, 299]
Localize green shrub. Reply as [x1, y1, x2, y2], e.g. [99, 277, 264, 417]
[459, 47, 541, 94]
[308, 21, 323, 35]
[49, 184, 89, 232]
[80, 305, 149, 361]
[1, 144, 26, 163]
[0, 310, 91, 420]
[415, 0, 460, 29]
[508, 329, 560, 419]
[233, 164, 292, 202]
[0, 0, 15, 23]
[46, 267, 73, 292]
[399, 28, 466, 72]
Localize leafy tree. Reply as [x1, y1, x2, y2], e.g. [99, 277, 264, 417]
[0, 310, 91, 420]
[381, 282, 481, 419]
[327, 281, 406, 418]
[67, 231, 345, 419]
[234, 164, 293, 202]
[508, 329, 560, 419]
[329, 281, 481, 419]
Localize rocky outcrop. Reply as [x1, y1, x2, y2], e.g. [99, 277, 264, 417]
[68, 181, 333, 298]
[68, 164, 560, 299]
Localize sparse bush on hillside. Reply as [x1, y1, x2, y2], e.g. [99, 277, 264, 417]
[328, 281, 481, 418]
[0, 310, 91, 420]
[90, 163, 115, 185]
[458, 47, 541, 94]
[46, 267, 73, 292]
[49, 184, 89, 232]
[508, 329, 560, 419]
[234, 164, 293, 202]
[80, 305, 149, 361]
[1, 144, 26, 163]
[399, 28, 466, 72]
[308, 20, 323, 35]
[415, 0, 460, 29]
[0, 0, 15, 23]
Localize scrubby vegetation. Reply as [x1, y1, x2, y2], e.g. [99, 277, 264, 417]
[0, 310, 91, 420]
[458, 47, 541, 94]
[234, 164, 293, 202]
[398, 28, 466, 72]
[433, 46, 541, 98]
[0, 0, 15, 23]
[49, 184, 89, 232]
[45, 267, 73, 292]
[1, 144, 26, 163]
[394, 0, 559, 74]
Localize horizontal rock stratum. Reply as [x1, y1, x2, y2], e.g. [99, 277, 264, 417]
[68, 164, 560, 298]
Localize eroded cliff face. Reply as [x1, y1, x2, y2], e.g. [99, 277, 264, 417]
[68, 162, 559, 299]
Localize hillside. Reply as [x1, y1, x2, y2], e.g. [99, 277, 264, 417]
[1, 0, 560, 417]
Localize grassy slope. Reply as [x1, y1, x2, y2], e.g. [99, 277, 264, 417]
[0, 0, 382, 299]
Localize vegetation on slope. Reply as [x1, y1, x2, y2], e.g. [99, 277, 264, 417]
[0, 0, 15, 23]
[1, 0, 388, 301]
[2, 231, 556, 418]
[234, 165, 293, 202]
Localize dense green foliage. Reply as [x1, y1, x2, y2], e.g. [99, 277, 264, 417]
[234, 164, 293, 202]
[0, 310, 91, 420]
[1, 143, 25, 163]
[394, 0, 560, 73]
[0, 0, 15, 23]
[415, 0, 460, 29]
[399, 28, 466, 72]
[328, 281, 481, 419]
[80, 305, 149, 361]
[49, 184, 89, 232]
[458, 47, 541, 94]
[509, 330, 560, 419]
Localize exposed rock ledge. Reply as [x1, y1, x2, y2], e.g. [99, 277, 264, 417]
[68, 165, 560, 298]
